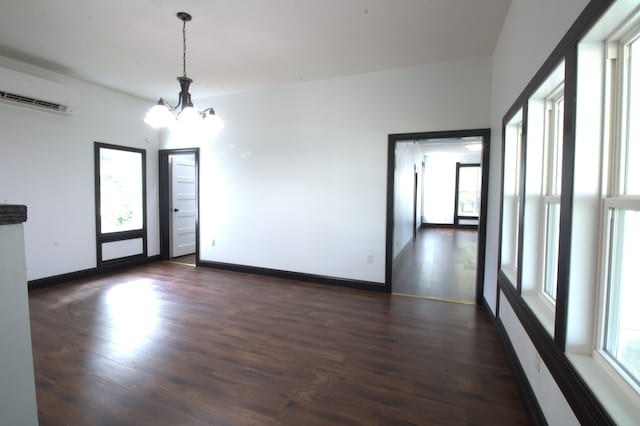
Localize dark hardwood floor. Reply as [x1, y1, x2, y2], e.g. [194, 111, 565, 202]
[29, 261, 529, 425]
[169, 253, 196, 266]
[393, 228, 478, 303]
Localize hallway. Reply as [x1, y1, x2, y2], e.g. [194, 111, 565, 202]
[393, 228, 477, 303]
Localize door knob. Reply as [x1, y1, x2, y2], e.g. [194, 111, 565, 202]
[173, 208, 179, 212]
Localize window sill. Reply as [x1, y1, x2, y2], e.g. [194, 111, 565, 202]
[521, 291, 555, 336]
[500, 266, 517, 287]
[567, 353, 640, 426]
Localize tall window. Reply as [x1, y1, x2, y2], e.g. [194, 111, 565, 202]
[599, 26, 640, 392]
[541, 87, 564, 301]
[518, 63, 564, 334]
[99, 147, 144, 233]
[455, 163, 481, 226]
[94, 142, 147, 267]
[500, 110, 524, 285]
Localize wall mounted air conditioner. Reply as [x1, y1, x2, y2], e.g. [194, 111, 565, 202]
[0, 66, 75, 116]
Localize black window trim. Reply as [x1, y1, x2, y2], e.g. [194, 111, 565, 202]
[495, 1, 616, 424]
[94, 141, 148, 269]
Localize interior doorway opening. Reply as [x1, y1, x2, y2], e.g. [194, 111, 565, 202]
[159, 148, 200, 266]
[385, 129, 490, 305]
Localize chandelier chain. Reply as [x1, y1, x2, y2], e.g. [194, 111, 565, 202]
[182, 19, 187, 78]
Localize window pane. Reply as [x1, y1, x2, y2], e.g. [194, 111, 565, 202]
[605, 208, 640, 385]
[100, 148, 143, 233]
[624, 37, 640, 194]
[500, 114, 523, 284]
[543, 202, 560, 300]
[552, 97, 564, 196]
[457, 166, 481, 217]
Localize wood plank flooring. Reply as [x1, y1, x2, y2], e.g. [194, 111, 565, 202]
[393, 228, 478, 303]
[29, 262, 529, 425]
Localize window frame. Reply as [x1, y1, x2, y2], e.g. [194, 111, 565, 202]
[453, 162, 481, 226]
[499, 111, 524, 288]
[94, 142, 148, 268]
[539, 84, 565, 304]
[594, 21, 640, 399]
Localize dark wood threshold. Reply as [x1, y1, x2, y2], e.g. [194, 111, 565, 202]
[28, 255, 162, 291]
[199, 260, 385, 292]
[482, 297, 547, 426]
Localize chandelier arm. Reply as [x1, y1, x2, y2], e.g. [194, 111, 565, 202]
[159, 98, 180, 111]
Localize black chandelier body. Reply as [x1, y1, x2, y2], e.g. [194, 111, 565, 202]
[144, 12, 223, 131]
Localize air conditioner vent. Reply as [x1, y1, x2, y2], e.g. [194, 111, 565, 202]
[0, 90, 69, 113]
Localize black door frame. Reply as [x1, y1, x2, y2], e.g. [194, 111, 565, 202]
[158, 148, 200, 263]
[385, 128, 491, 305]
[413, 166, 418, 241]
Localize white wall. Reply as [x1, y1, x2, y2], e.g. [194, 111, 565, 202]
[423, 151, 481, 224]
[393, 142, 422, 259]
[487, 0, 590, 423]
[164, 56, 492, 283]
[0, 56, 160, 281]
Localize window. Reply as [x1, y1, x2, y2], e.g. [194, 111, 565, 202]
[599, 26, 640, 392]
[99, 147, 143, 233]
[541, 87, 564, 301]
[518, 62, 564, 334]
[94, 142, 147, 267]
[500, 110, 523, 285]
[455, 163, 481, 226]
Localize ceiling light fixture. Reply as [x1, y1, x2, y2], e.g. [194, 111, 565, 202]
[144, 12, 223, 133]
[465, 144, 482, 152]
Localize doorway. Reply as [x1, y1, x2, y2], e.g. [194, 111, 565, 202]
[385, 129, 490, 305]
[159, 148, 200, 265]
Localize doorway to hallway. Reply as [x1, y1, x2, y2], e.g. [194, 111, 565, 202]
[385, 129, 490, 305]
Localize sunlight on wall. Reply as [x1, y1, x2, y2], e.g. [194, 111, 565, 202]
[423, 153, 457, 224]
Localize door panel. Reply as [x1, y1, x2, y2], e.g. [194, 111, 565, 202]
[170, 154, 196, 257]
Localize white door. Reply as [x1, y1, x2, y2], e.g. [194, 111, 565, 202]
[170, 154, 196, 257]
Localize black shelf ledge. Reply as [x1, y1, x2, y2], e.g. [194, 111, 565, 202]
[0, 204, 27, 225]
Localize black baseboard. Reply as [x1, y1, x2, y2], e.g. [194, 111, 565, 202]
[482, 296, 547, 426]
[198, 260, 385, 292]
[421, 223, 478, 230]
[28, 255, 162, 291]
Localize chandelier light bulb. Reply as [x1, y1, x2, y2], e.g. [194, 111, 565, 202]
[177, 106, 200, 124]
[203, 111, 224, 134]
[144, 103, 173, 128]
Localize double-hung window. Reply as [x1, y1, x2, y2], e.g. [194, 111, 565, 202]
[598, 25, 640, 393]
[519, 63, 564, 333]
[541, 87, 564, 302]
[500, 111, 524, 286]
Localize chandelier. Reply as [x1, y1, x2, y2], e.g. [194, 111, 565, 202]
[144, 12, 223, 133]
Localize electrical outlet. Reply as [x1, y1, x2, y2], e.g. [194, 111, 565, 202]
[366, 254, 374, 264]
[211, 239, 216, 246]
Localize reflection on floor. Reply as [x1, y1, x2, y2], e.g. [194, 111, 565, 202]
[29, 262, 529, 424]
[393, 228, 477, 304]
[168, 254, 196, 266]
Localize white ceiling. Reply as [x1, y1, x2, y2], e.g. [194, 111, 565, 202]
[0, 0, 511, 101]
